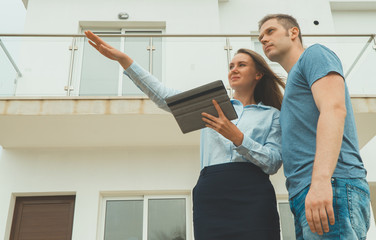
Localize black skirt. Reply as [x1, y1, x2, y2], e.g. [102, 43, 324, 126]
[192, 162, 280, 240]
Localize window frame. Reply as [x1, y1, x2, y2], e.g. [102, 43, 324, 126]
[277, 199, 296, 240]
[120, 29, 164, 97]
[98, 194, 192, 240]
[75, 28, 164, 97]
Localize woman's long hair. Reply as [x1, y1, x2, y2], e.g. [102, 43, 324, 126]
[236, 48, 285, 110]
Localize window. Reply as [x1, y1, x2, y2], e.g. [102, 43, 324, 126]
[78, 29, 162, 96]
[10, 196, 75, 239]
[278, 201, 296, 240]
[79, 31, 122, 96]
[101, 195, 190, 240]
[122, 31, 162, 96]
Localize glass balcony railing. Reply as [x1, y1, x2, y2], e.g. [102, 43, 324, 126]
[0, 39, 22, 96]
[0, 33, 375, 97]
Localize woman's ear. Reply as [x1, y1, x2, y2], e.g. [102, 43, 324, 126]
[256, 72, 264, 81]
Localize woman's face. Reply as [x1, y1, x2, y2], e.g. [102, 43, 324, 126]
[228, 53, 261, 91]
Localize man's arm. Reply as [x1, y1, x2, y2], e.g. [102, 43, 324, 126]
[305, 72, 347, 235]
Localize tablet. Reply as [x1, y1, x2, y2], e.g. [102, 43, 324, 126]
[165, 80, 238, 134]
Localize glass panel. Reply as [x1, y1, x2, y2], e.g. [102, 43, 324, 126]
[104, 200, 143, 240]
[0, 35, 374, 97]
[230, 37, 253, 54]
[162, 37, 228, 91]
[5, 37, 72, 96]
[301, 36, 376, 95]
[147, 198, 186, 240]
[342, 40, 376, 95]
[152, 37, 162, 87]
[0, 41, 17, 96]
[122, 33, 162, 96]
[278, 202, 296, 240]
[80, 34, 121, 96]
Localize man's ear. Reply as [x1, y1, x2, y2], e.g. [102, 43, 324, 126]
[290, 27, 300, 41]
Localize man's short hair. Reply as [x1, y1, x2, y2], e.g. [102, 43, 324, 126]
[258, 14, 303, 44]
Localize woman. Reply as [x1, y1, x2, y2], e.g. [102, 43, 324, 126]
[85, 30, 285, 240]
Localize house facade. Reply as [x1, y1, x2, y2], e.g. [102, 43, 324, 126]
[0, 0, 375, 239]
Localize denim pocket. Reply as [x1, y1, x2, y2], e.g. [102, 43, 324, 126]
[346, 183, 370, 240]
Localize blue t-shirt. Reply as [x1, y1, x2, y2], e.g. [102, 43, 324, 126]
[280, 44, 367, 199]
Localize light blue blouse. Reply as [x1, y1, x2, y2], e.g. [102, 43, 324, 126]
[124, 62, 282, 174]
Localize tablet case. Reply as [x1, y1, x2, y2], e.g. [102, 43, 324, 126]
[165, 80, 238, 134]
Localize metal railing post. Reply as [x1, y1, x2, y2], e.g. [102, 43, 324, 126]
[224, 37, 233, 98]
[0, 38, 22, 77]
[65, 37, 78, 96]
[345, 36, 374, 78]
[0, 38, 23, 96]
[147, 37, 156, 74]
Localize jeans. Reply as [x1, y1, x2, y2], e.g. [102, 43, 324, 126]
[289, 178, 370, 240]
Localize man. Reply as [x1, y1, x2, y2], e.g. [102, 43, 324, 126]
[258, 14, 370, 239]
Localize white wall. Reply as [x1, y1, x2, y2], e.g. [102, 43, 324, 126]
[0, 146, 291, 239]
[15, 0, 227, 96]
[218, 0, 335, 33]
[17, 0, 376, 96]
[332, 11, 376, 33]
[0, 0, 26, 34]
[23, 0, 220, 34]
[331, 10, 376, 95]
[0, 146, 200, 239]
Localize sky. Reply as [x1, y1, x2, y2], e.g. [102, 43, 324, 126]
[0, 0, 26, 33]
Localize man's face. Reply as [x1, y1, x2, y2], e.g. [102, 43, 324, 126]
[258, 18, 292, 62]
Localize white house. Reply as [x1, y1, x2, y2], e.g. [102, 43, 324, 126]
[0, 0, 375, 239]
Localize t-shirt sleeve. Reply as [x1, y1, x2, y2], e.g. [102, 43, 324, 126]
[300, 44, 345, 87]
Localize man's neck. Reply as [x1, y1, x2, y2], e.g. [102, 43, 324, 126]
[280, 45, 305, 73]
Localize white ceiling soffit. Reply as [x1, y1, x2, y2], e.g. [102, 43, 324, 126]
[330, 0, 376, 11]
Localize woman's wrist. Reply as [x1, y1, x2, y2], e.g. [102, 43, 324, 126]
[233, 132, 244, 147]
[118, 54, 133, 70]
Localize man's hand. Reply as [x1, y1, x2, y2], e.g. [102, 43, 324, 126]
[305, 180, 335, 235]
[201, 99, 243, 146]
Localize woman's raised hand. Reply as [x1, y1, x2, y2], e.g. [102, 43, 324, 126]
[84, 30, 133, 69]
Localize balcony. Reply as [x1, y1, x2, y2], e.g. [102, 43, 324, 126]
[0, 33, 375, 148]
